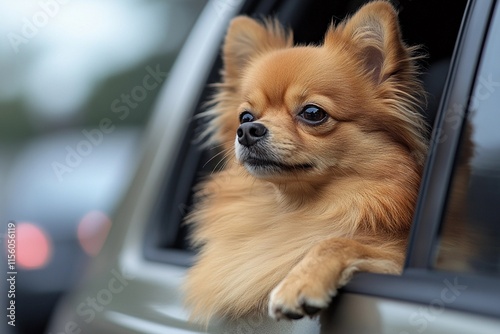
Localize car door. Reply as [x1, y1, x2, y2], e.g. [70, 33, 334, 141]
[47, 0, 500, 333]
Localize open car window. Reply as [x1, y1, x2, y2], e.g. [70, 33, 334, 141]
[143, 0, 469, 267]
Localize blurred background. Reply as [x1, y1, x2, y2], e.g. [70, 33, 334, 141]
[0, 0, 205, 332]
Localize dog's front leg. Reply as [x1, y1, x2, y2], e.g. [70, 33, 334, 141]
[268, 237, 405, 320]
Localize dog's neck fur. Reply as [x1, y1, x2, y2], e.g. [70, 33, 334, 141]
[271, 179, 327, 208]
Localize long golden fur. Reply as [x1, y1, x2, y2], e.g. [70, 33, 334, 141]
[184, 0, 428, 324]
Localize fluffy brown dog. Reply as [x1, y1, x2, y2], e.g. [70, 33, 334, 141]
[185, 0, 428, 323]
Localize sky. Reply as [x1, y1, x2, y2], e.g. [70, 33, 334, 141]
[0, 0, 178, 123]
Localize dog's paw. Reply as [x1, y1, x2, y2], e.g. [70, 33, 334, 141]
[268, 275, 335, 321]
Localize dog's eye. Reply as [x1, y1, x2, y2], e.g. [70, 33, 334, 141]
[239, 111, 255, 124]
[299, 105, 328, 125]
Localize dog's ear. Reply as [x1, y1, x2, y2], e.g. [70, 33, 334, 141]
[222, 16, 293, 82]
[326, 1, 407, 84]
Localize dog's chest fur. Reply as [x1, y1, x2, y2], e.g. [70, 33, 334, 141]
[184, 165, 353, 319]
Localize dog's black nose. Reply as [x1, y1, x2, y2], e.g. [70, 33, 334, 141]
[237, 122, 267, 147]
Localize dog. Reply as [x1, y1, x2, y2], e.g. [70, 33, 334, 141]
[184, 0, 428, 324]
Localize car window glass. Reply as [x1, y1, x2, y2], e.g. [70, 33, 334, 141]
[434, 5, 500, 275]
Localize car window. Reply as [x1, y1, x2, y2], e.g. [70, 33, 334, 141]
[434, 2, 500, 275]
[144, 0, 469, 266]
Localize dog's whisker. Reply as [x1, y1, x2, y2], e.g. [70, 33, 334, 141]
[203, 149, 229, 169]
[211, 151, 233, 174]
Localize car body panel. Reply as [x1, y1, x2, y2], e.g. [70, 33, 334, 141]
[321, 293, 500, 334]
[48, 0, 500, 333]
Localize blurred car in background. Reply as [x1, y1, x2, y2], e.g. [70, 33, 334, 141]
[4, 0, 500, 333]
[0, 1, 205, 333]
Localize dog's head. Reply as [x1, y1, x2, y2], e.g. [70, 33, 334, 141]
[208, 1, 427, 183]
